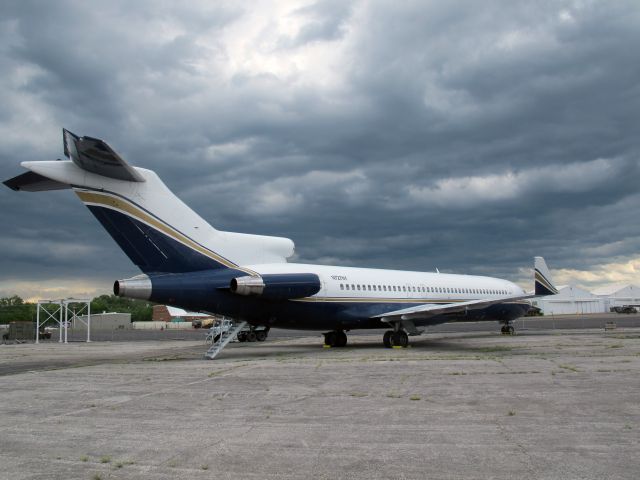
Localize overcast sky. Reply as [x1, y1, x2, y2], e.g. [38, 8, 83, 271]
[1, 0, 639, 300]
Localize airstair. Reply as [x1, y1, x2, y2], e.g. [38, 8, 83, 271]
[204, 319, 247, 360]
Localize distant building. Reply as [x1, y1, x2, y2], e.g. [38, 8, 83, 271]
[152, 305, 214, 323]
[592, 284, 640, 311]
[535, 285, 604, 315]
[76, 312, 131, 331]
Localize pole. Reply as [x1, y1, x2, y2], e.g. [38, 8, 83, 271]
[36, 302, 40, 344]
[58, 303, 63, 343]
[86, 301, 91, 343]
[64, 303, 68, 344]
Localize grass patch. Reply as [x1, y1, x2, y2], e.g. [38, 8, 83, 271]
[201, 465, 209, 470]
[349, 392, 368, 398]
[478, 346, 513, 353]
[409, 395, 421, 401]
[386, 392, 403, 398]
[508, 410, 516, 416]
[80, 455, 88, 462]
[447, 371, 467, 375]
[92, 475, 103, 480]
[99, 456, 111, 464]
[558, 364, 580, 372]
[607, 344, 623, 349]
[167, 459, 178, 468]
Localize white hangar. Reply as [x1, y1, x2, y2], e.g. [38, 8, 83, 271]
[534, 285, 605, 315]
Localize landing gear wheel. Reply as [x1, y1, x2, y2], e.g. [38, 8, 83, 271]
[237, 332, 247, 342]
[383, 330, 393, 348]
[336, 331, 347, 347]
[500, 326, 507, 335]
[256, 331, 267, 342]
[507, 325, 515, 335]
[390, 331, 409, 348]
[324, 331, 337, 347]
[247, 331, 257, 342]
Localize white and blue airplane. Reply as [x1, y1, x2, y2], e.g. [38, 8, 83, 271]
[5, 130, 558, 348]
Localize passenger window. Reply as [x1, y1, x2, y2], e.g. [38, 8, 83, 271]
[340, 284, 344, 290]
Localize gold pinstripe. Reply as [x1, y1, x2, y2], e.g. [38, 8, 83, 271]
[292, 297, 469, 304]
[75, 190, 257, 275]
[535, 270, 557, 293]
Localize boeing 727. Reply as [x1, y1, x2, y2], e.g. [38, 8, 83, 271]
[5, 130, 558, 351]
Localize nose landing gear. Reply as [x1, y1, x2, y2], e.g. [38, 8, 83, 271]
[500, 322, 515, 335]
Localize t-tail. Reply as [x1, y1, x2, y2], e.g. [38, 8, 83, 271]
[534, 256, 558, 296]
[4, 129, 294, 276]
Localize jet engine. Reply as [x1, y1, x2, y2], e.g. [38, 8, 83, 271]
[230, 273, 321, 299]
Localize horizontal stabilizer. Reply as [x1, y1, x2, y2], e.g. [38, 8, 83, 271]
[63, 129, 145, 182]
[3, 170, 70, 192]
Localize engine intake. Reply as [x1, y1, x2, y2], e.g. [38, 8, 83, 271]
[230, 273, 321, 300]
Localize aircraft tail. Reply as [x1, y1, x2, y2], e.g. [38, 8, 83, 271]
[534, 256, 558, 296]
[4, 129, 294, 274]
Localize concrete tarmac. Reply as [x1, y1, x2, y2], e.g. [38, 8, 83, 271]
[0, 328, 639, 479]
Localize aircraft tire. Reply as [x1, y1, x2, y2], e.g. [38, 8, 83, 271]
[336, 331, 347, 347]
[391, 331, 408, 348]
[383, 331, 393, 348]
[247, 331, 257, 342]
[324, 331, 337, 346]
[256, 331, 267, 342]
[507, 325, 515, 335]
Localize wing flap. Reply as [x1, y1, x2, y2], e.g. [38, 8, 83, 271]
[372, 294, 533, 322]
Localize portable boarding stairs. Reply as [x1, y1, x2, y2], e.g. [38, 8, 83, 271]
[204, 318, 247, 360]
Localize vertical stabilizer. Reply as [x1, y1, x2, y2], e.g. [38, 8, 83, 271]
[4, 129, 295, 274]
[534, 256, 558, 296]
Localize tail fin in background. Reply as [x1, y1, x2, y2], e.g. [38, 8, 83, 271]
[4, 129, 295, 274]
[534, 256, 558, 296]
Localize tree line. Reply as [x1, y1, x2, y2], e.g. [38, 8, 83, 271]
[0, 295, 153, 323]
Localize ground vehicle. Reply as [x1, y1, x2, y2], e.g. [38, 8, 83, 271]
[610, 306, 637, 314]
[206, 319, 269, 343]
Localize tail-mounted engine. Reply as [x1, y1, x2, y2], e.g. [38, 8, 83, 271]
[230, 273, 321, 300]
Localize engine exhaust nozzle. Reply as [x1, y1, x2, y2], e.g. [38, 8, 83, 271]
[114, 274, 152, 300]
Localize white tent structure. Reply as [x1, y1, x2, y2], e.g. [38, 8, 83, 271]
[592, 284, 640, 311]
[536, 285, 605, 315]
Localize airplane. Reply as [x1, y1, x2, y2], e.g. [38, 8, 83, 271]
[4, 129, 559, 350]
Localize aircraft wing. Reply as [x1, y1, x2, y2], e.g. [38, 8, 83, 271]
[371, 294, 534, 322]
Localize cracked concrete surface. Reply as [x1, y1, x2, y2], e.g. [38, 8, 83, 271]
[0, 329, 638, 479]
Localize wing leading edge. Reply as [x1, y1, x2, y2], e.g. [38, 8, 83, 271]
[371, 294, 534, 322]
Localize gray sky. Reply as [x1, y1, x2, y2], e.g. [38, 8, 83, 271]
[1, 0, 639, 300]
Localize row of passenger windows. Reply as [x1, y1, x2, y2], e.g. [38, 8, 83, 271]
[339, 284, 509, 295]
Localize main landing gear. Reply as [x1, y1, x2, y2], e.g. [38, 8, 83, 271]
[383, 328, 409, 348]
[500, 322, 515, 335]
[324, 330, 348, 347]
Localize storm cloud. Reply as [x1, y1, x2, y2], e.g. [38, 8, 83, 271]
[1, 0, 639, 299]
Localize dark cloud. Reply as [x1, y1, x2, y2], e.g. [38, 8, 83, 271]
[1, 0, 639, 298]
